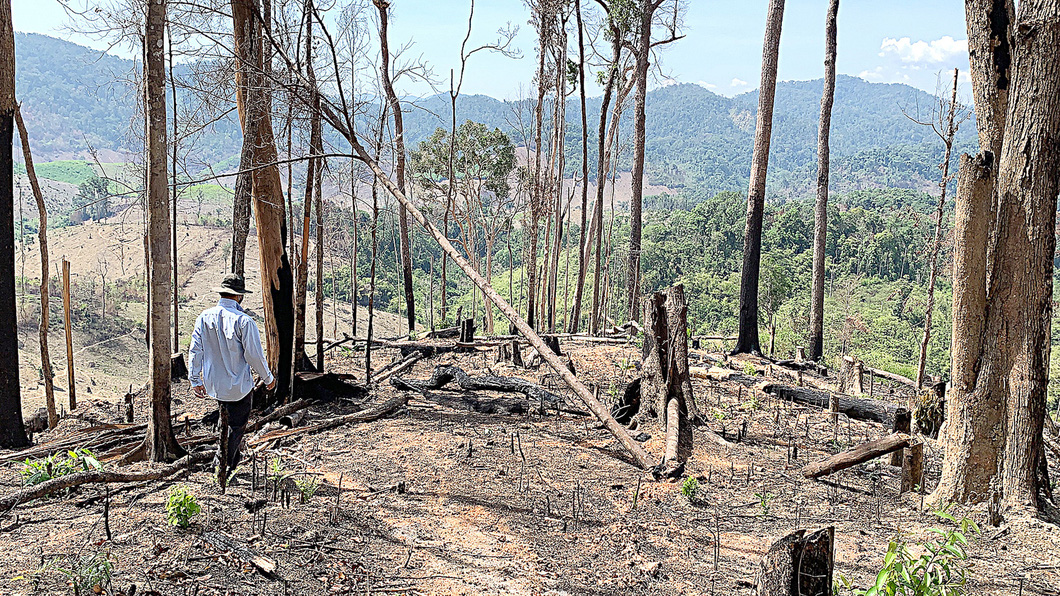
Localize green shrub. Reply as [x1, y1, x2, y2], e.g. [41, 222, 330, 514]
[680, 476, 699, 503]
[21, 448, 102, 488]
[836, 504, 980, 596]
[165, 486, 201, 529]
[295, 475, 321, 503]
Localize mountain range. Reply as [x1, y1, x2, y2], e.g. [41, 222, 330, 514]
[13, 32, 976, 201]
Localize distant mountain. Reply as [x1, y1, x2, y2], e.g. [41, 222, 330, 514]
[14, 33, 976, 200]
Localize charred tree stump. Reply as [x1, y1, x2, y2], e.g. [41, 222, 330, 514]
[641, 286, 694, 469]
[170, 353, 188, 380]
[458, 318, 476, 344]
[756, 527, 834, 596]
[890, 408, 911, 466]
[495, 340, 524, 368]
[901, 442, 924, 494]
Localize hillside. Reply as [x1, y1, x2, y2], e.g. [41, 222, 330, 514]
[14, 33, 975, 199]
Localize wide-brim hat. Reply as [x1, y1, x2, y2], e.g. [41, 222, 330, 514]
[213, 273, 252, 295]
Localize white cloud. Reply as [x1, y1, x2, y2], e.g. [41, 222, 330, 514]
[696, 80, 717, 90]
[731, 78, 749, 88]
[879, 36, 967, 64]
[858, 66, 911, 85]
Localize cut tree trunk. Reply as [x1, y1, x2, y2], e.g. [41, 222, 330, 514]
[756, 527, 834, 596]
[641, 286, 696, 468]
[801, 433, 911, 479]
[735, 0, 785, 355]
[763, 383, 899, 425]
[392, 365, 564, 409]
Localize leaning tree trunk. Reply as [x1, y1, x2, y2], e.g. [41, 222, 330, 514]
[734, 0, 785, 355]
[141, 0, 185, 462]
[931, 0, 1013, 506]
[232, 0, 294, 406]
[0, 0, 26, 448]
[375, 0, 415, 333]
[15, 107, 57, 430]
[641, 285, 695, 470]
[915, 70, 959, 389]
[808, 0, 838, 362]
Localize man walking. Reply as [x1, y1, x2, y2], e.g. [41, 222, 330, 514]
[189, 274, 276, 485]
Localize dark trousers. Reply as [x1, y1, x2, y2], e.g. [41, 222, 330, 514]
[214, 391, 253, 473]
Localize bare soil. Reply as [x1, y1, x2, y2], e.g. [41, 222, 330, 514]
[0, 342, 1058, 595]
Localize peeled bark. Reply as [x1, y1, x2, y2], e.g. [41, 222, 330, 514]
[15, 107, 57, 430]
[142, 0, 184, 462]
[232, 0, 293, 405]
[807, 0, 838, 362]
[734, 0, 785, 355]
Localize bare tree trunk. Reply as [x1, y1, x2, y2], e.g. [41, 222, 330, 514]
[931, 0, 1013, 506]
[590, 32, 621, 335]
[375, 0, 415, 333]
[734, 0, 785, 355]
[915, 70, 959, 389]
[808, 0, 838, 362]
[351, 162, 358, 336]
[315, 154, 325, 371]
[568, 0, 589, 333]
[0, 0, 26, 448]
[141, 0, 184, 462]
[527, 10, 549, 330]
[626, 0, 652, 322]
[169, 24, 179, 353]
[232, 0, 294, 406]
[293, 5, 318, 372]
[14, 107, 56, 430]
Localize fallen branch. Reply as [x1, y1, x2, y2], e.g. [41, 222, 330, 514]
[0, 452, 213, 510]
[762, 383, 900, 425]
[247, 394, 408, 446]
[202, 531, 278, 578]
[801, 433, 912, 479]
[369, 353, 423, 385]
[392, 365, 564, 407]
[0, 423, 147, 463]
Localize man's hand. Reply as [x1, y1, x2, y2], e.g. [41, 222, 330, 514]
[266, 378, 277, 391]
[192, 385, 207, 399]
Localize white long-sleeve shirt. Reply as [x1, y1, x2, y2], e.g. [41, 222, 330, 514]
[189, 298, 275, 402]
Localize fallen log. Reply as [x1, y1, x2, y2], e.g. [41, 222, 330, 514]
[801, 433, 912, 479]
[0, 423, 147, 463]
[762, 383, 900, 425]
[369, 352, 423, 385]
[391, 365, 564, 408]
[864, 365, 917, 388]
[0, 451, 213, 510]
[427, 326, 459, 339]
[247, 394, 408, 446]
[202, 531, 278, 578]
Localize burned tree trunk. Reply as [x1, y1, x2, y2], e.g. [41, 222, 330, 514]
[756, 527, 834, 596]
[641, 285, 694, 468]
[232, 0, 293, 406]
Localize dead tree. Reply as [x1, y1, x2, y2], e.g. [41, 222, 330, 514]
[14, 106, 57, 430]
[756, 527, 834, 596]
[641, 285, 695, 469]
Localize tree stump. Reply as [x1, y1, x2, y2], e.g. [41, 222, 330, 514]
[495, 340, 524, 368]
[458, 318, 476, 344]
[171, 353, 188, 380]
[756, 527, 834, 596]
[795, 346, 805, 362]
[890, 407, 911, 466]
[901, 442, 924, 494]
[641, 285, 695, 468]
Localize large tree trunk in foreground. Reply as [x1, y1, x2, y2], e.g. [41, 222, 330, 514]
[995, 0, 1060, 511]
[142, 0, 184, 462]
[375, 0, 415, 333]
[233, 0, 293, 406]
[15, 107, 57, 430]
[0, 0, 27, 448]
[734, 0, 785, 355]
[807, 0, 838, 362]
[932, 0, 1014, 506]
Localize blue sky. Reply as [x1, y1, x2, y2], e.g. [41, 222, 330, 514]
[12, 0, 971, 99]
